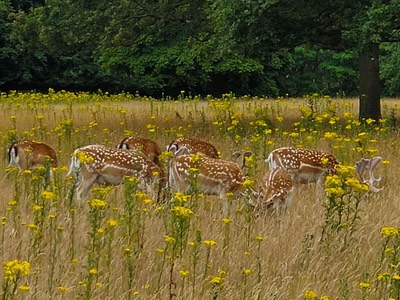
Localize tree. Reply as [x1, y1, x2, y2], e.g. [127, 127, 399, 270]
[209, 0, 400, 120]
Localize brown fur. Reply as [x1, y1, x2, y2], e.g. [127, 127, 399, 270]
[7, 140, 58, 171]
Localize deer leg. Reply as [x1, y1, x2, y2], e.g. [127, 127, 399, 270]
[76, 175, 98, 203]
[220, 193, 230, 216]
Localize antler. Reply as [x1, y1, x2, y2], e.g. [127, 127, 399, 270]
[355, 156, 382, 193]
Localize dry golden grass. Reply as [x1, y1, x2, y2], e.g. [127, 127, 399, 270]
[0, 92, 399, 299]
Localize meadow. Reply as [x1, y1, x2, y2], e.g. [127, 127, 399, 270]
[0, 90, 399, 300]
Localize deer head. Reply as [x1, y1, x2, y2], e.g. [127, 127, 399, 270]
[68, 145, 165, 202]
[7, 140, 58, 172]
[249, 167, 294, 212]
[355, 156, 382, 193]
[167, 137, 219, 158]
[116, 136, 162, 166]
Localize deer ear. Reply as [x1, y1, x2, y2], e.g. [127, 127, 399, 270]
[232, 151, 242, 162]
[243, 151, 253, 158]
[167, 144, 178, 154]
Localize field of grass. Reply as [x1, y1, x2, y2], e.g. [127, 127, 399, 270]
[0, 90, 399, 300]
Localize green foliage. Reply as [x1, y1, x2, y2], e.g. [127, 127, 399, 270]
[0, 0, 400, 103]
[381, 43, 400, 96]
[281, 45, 358, 96]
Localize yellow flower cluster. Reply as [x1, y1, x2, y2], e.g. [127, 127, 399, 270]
[171, 206, 194, 218]
[88, 199, 108, 209]
[172, 192, 190, 204]
[75, 151, 94, 164]
[325, 164, 368, 198]
[41, 191, 56, 201]
[3, 260, 30, 281]
[380, 226, 399, 238]
[203, 240, 217, 247]
[304, 290, 317, 299]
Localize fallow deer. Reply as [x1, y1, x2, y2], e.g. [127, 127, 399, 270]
[267, 147, 339, 186]
[116, 136, 162, 166]
[168, 147, 248, 213]
[355, 156, 383, 192]
[254, 167, 294, 212]
[67, 145, 165, 202]
[167, 137, 219, 158]
[7, 140, 58, 172]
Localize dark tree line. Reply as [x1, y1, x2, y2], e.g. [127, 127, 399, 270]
[1, 0, 400, 119]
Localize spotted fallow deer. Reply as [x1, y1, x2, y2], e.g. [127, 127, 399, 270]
[254, 167, 294, 212]
[7, 140, 58, 171]
[267, 147, 339, 186]
[67, 145, 165, 202]
[116, 136, 162, 166]
[168, 147, 248, 213]
[167, 137, 219, 158]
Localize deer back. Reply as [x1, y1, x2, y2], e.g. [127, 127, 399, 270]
[169, 154, 245, 197]
[7, 140, 58, 170]
[167, 138, 219, 158]
[267, 147, 339, 184]
[116, 136, 162, 165]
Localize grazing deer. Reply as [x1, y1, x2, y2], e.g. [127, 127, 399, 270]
[168, 147, 248, 213]
[7, 140, 58, 171]
[116, 136, 162, 166]
[67, 145, 165, 202]
[254, 167, 294, 212]
[167, 137, 219, 158]
[355, 156, 383, 192]
[267, 147, 339, 186]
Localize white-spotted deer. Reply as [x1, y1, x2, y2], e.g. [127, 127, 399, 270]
[67, 145, 165, 202]
[355, 156, 383, 192]
[116, 136, 162, 166]
[267, 147, 339, 186]
[168, 148, 248, 213]
[167, 137, 219, 158]
[254, 167, 294, 212]
[7, 140, 58, 172]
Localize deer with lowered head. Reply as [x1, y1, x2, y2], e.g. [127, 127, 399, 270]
[167, 137, 219, 158]
[267, 146, 339, 186]
[252, 167, 294, 212]
[7, 140, 58, 172]
[116, 136, 162, 166]
[168, 147, 251, 214]
[67, 145, 165, 202]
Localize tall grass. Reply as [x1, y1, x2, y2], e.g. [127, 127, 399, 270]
[0, 90, 398, 299]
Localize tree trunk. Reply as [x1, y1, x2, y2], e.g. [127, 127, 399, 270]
[358, 43, 381, 121]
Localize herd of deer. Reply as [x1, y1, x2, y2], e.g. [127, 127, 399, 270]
[6, 137, 383, 213]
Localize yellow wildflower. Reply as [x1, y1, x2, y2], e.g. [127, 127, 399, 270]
[203, 240, 217, 247]
[171, 206, 194, 218]
[88, 199, 108, 209]
[18, 285, 30, 292]
[304, 290, 317, 299]
[210, 276, 224, 285]
[3, 260, 30, 281]
[381, 226, 399, 238]
[359, 282, 371, 289]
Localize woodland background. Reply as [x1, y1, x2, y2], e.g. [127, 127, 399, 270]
[1, 0, 400, 103]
